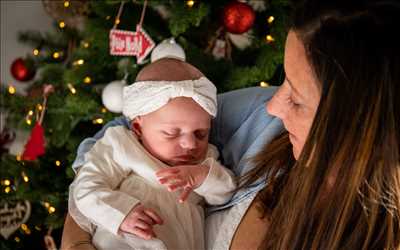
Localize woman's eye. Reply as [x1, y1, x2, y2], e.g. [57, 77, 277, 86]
[289, 96, 300, 107]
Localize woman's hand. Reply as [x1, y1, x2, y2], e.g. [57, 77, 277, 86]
[155, 164, 210, 202]
[61, 213, 96, 250]
[119, 203, 164, 240]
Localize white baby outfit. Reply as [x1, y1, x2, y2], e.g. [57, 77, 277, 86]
[69, 126, 236, 250]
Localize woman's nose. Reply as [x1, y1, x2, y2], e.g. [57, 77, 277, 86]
[179, 134, 197, 150]
[266, 87, 287, 120]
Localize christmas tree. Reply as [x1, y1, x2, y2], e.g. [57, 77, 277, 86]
[0, 0, 289, 249]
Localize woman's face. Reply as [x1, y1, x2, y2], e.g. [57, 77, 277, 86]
[267, 31, 321, 159]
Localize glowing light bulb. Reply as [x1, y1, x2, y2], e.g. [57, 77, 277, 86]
[266, 35, 275, 43]
[8, 86, 16, 94]
[59, 21, 66, 29]
[83, 76, 91, 84]
[186, 0, 195, 7]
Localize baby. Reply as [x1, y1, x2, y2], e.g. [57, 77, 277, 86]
[69, 58, 236, 250]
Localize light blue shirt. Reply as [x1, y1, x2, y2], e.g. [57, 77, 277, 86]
[72, 87, 284, 213]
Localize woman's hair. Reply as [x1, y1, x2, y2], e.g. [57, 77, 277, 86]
[242, 0, 400, 249]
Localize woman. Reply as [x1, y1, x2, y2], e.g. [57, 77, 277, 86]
[62, 0, 400, 249]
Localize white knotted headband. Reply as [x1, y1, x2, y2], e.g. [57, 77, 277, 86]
[122, 76, 217, 120]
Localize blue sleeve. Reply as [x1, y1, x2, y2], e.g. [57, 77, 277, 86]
[71, 116, 130, 173]
[210, 87, 278, 147]
[207, 87, 284, 212]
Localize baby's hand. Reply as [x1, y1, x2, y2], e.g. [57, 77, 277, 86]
[155, 164, 210, 203]
[119, 203, 163, 240]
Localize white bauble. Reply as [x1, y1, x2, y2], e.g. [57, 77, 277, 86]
[228, 30, 253, 50]
[151, 38, 186, 62]
[101, 80, 127, 113]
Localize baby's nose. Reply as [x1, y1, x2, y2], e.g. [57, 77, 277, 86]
[179, 134, 197, 150]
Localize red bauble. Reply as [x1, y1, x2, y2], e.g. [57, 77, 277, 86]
[222, 1, 255, 34]
[10, 57, 35, 82]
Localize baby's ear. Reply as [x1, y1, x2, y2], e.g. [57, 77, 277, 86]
[131, 117, 142, 137]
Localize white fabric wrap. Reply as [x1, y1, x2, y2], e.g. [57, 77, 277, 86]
[122, 76, 217, 120]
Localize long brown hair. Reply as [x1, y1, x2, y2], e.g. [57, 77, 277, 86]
[241, 0, 400, 249]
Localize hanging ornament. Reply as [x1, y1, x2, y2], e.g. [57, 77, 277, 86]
[10, 57, 36, 82]
[227, 30, 253, 50]
[151, 38, 186, 62]
[22, 85, 54, 161]
[102, 79, 127, 113]
[206, 28, 232, 60]
[109, 1, 155, 64]
[211, 39, 228, 60]
[0, 200, 31, 239]
[222, 1, 255, 34]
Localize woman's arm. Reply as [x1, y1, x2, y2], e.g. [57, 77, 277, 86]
[61, 213, 96, 250]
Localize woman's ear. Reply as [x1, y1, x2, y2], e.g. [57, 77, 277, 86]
[131, 117, 143, 137]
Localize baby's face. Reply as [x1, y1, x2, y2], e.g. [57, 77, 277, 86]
[132, 97, 211, 166]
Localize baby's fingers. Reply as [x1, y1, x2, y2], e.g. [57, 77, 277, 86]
[165, 179, 187, 192]
[131, 227, 156, 240]
[155, 168, 180, 178]
[143, 208, 164, 225]
[179, 187, 193, 203]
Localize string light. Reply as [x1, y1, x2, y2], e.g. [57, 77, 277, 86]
[83, 42, 90, 48]
[59, 21, 66, 29]
[22, 172, 29, 182]
[53, 52, 60, 59]
[267, 16, 275, 24]
[3, 179, 11, 186]
[67, 83, 77, 94]
[49, 206, 56, 213]
[101, 108, 107, 113]
[64, 1, 70, 8]
[93, 118, 104, 124]
[8, 86, 16, 94]
[37, 104, 43, 111]
[55, 160, 61, 167]
[21, 224, 28, 231]
[260, 81, 270, 87]
[73, 59, 85, 66]
[266, 35, 275, 43]
[83, 76, 91, 84]
[114, 19, 120, 25]
[5, 186, 11, 193]
[106, 15, 111, 20]
[35, 226, 41, 231]
[15, 237, 20, 243]
[16, 155, 22, 161]
[43, 202, 50, 208]
[26, 110, 33, 125]
[186, 0, 195, 7]
[33, 49, 39, 56]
